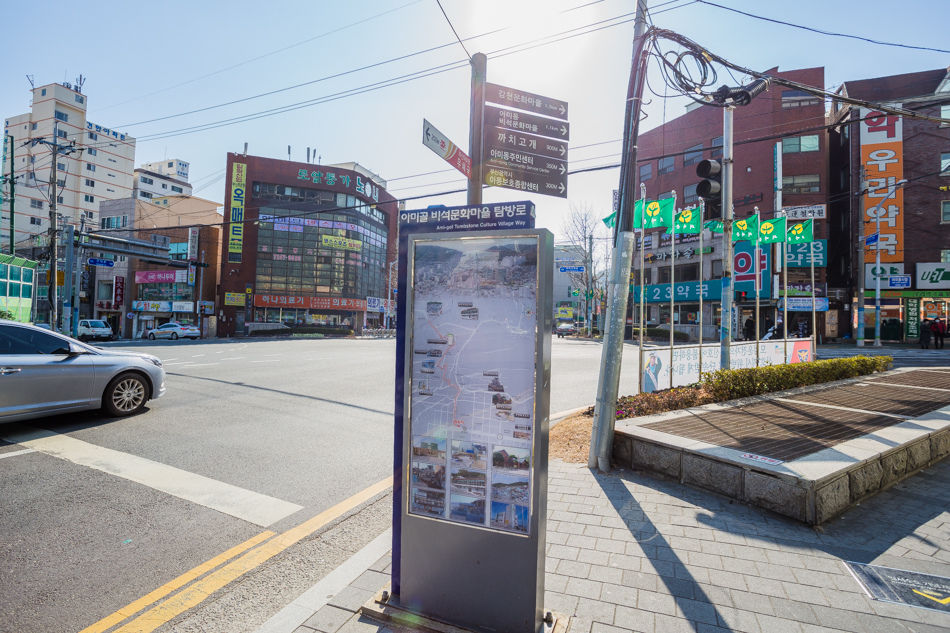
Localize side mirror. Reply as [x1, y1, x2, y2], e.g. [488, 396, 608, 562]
[52, 343, 88, 356]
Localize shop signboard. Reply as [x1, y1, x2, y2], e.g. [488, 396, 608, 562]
[366, 296, 386, 312]
[228, 162, 246, 264]
[785, 240, 827, 267]
[780, 297, 830, 312]
[905, 298, 921, 338]
[132, 301, 172, 312]
[886, 275, 912, 289]
[199, 300, 215, 315]
[224, 292, 245, 306]
[172, 301, 194, 313]
[779, 281, 827, 297]
[187, 227, 199, 261]
[883, 290, 950, 299]
[253, 294, 366, 310]
[321, 235, 362, 251]
[135, 270, 188, 284]
[860, 107, 904, 264]
[866, 263, 904, 289]
[113, 276, 124, 307]
[782, 204, 826, 220]
[916, 263, 950, 290]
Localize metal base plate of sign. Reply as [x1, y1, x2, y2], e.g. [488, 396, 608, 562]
[399, 228, 553, 633]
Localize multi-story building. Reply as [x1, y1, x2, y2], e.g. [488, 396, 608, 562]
[633, 66, 830, 340]
[218, 153, 398, 336]
[830, 66, 950, 342]
[134, 160, 193, 201]
[94, 195, 222, 337]
[2, 81, 135, 252]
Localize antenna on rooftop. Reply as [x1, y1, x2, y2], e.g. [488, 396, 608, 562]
[26, 75, 34, 89]
[76, 74, 86, 93]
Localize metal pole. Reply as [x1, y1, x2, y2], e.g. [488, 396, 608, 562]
[49, 123, 59, 331]
[857, 167, 866, 347]
[198, 249, 205, 339]
[64, 224, 74, 335]
[873, 195, 883, 346]
[754, 206, 760, 367]
[467, 53, 487, 206]
[782, 209, 788, 360]
[698, 199, 704, 376]
[589, 233, 594, 337]
[774, 142, 782, 354]
[810, 227, 817, 353]
[590, 0, 649, 472]
[720, 106, 735, 370]
[670, 200, 676, 374]
[71, 220, 83, 338]
[7, 135, 15, 255]
[638, 183, 646, 391]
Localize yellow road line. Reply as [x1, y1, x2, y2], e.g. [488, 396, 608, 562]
[109, 476, 393, 633]
[78, 531, 275, 633]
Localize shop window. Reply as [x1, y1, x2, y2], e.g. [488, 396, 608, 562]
[782, 174, 820, 194]
[783, 135, 820, 154]
[943, 201, 950, 223]
[683, 183, 698, 205]
[942, 152, 950, 174]
[639, 163, 652, 182]
[781, 90, 820, 108]
[942, 249, 950, 263]
[658, 156, 674, 175]
[683, 143, 703, 166]
[710, 136, 723, 159]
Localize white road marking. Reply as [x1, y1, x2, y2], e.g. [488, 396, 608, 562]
[179, 363, 218, 367]
[2, 428, 302, 527]
[0, 448, 36, 460]
[219, 357, 243, 361]
[162, 362, 195, 366]
[164, 358, 179, 362]
[191, 354, 205, 358]
[251, 360, 281, 363]
[264, 354, 284, 357]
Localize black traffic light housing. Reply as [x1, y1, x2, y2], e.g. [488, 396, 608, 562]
[735, 291, 748, 302]
[696, 159, 722, 219]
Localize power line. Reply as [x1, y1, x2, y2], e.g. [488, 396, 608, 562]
[435, 0, 472, 61]
[695, 0, 950, 55]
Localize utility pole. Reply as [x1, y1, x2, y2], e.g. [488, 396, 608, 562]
[467, 53, 487, 206]
[71, 218, 84, 338]
[590, 0, 650, 473]
[857, 167, 866, 347]
[49, 123, 60, 331]
[5, 135, 15, 255]
[720, 106, 735, 369]
[588, 232, 594, 337]
[198, 249, 206, 339]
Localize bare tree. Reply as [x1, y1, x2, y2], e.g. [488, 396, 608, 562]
[559, 202, 610, 336]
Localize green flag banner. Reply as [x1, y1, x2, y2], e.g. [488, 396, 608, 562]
[633, 199, 644, 229]
[602, 212, 616, 229]
[758, 217, 787, 244]
[669, 207, 702, 234]
[643, 198, 675, 229]
[786, 218, 814, 244]
[704, 220, 724, 233]
[732, 214, 759, 242]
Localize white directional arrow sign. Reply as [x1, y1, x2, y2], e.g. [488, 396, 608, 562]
[422, 119, 472, 178]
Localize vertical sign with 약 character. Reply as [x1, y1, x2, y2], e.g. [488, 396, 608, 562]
[860, 107, 903, 264]
[228, 162, 246, 263]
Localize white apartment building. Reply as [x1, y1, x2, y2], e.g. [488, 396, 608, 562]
[140, 158, 189, 182]
[2, 82, 136, 252]
[133, 167, 193, 202]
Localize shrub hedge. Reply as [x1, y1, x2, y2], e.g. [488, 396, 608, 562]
[637, 327, 689, 342]
[700, 355, 892, 401]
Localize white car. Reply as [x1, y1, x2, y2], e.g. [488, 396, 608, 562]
[148, 322, 200, 340]
[77, 319, 114, 342]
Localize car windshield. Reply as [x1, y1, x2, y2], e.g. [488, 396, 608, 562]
[88, 320, 108, 328]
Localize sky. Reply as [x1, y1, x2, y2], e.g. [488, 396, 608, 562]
[3, 0, 948, 247]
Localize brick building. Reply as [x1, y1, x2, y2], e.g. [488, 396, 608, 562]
[218, 154, 398, 336]
[633, 66, 830, 340]
[830, 67, 950, 341]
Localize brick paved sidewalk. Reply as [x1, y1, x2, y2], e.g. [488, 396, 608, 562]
[281, 457, 950, 633]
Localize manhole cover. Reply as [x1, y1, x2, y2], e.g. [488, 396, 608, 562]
[846, 562, 950, 612]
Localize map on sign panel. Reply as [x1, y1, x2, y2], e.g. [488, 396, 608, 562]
[408, 236, 538, 535]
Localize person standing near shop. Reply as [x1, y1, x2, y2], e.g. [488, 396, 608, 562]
[920, 319, 932, 349]
[932, 317, 947, 349]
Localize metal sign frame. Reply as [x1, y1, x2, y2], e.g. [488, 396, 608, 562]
[399, 228, 552, 633]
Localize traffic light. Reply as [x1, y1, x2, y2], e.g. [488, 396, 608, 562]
[696, 159, 722, 219]
[734, 291, 748, 302]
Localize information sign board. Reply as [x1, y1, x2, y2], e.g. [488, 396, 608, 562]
[422, 119, 472, 178]
[87, 258, 114, 268]
[484, 104, 569, 141]
[485, 83, 568, 120]
[559, 266, 585, 273]
[886, 275, 912, 289]
[485, 128, 567, 161]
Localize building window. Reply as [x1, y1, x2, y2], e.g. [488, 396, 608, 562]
[57, 196, 63, 204]
[57, 129, 68, 139]
[56, 161, 66, 171]
[942, 152, 950, 174]
[639, 163, 652, 182]
[56, 179, 65, 188]
[54, 111, 68, 122]
[139, 191, 153, 199]
[85, 178, 95, 187]
[161, 183, 167, 189]
[87, 148, 97, 156]
[30, 199, 43, 210]
[782, 90, 821, 108]
[683, 183, 698, 205]
[30, 217, 42, 226]
[167, 161, 173, 168]
[171, 186, 183, 193]
[86, 163, 95, 172]
[782, 174, 820, 194]
[658, 156, 674, 175]
[658, 191, 674, 200]
[783, 135, 820, 154]
[88, 132, 97, 141]
[711, 136, 723, 159]
[140, 176, 153, 185]
[943, 201, 950, 223]
[84, 194, 95, 203]
[31, 122, 37, 131]
[75, 94, 84, 104]
[684, 144, 703, 166]
[41, 89, 47, 96]
[942, 250, 950, 262]
[942, 105, 950, 126]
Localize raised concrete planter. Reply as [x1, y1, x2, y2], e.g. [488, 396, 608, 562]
[611, 369, 950, 525]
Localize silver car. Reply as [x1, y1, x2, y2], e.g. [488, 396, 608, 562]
[0, 320, 166, 422]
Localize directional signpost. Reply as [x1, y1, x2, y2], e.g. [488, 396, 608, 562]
[866, 232, 880, 247]
[485, 83, 568, 119]
[559, 265, 586, 273]
[87, 258, 115, 268]
[484, 104, 569, 141]
[422, 119, 472, 178]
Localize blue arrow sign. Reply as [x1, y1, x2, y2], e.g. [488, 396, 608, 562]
[865, 232, 879, 247]
[559, 266, 585, 273]
[87, 258, 115, 267]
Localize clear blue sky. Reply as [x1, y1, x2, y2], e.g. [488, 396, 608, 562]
[3, 0, 947, 239]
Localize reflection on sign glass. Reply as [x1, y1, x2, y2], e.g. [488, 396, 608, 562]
[408, 236, 538, 535]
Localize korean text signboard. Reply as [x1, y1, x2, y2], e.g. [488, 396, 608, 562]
[188, 227, 199, 261]
[785, 240, 827, 267]
[113, 276, 124, 307]
[422, 119, 472, 178]
[860, 107, 903, 264]
[905, 298, 921, 338]
[228, 162, 246, 263]
[917, 263, 950, 290]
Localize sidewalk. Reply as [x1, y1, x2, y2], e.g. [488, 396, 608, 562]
[256, 453, 950, 633]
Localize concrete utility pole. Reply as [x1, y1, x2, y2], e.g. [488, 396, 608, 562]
[588, 233, 594, 336]
[467, 53, 487, 206]
[49, 123, 60, 331]
[590, 0, 650, 473]
[5, 135, 15, 255]
[720, 107, 735, 369]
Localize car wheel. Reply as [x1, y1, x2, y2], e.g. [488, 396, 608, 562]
[171, 332, 179, 340]
[103, 372, 149, 417]
[148, 333, 156, 340]
[79, 335, 89, 342]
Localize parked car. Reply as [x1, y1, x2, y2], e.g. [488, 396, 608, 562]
[0, 320, 166, 422]
[77, 319, 114, 342]
[556, 322, 575, 338]
[148, 322, 200, 340]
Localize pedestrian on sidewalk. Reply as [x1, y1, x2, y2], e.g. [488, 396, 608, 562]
[920, 319, 932, 349]
[932, 317, 947, 349]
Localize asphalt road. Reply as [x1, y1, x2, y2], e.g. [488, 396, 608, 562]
[0, 335, 638, 633]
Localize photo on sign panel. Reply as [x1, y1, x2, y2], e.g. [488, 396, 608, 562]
[411, 461, 445, 491]
[412, 436, 446, 463]
[412, 487, 446, 518]
[450, 493, 486, 525]
[490, 501, 529, 534]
